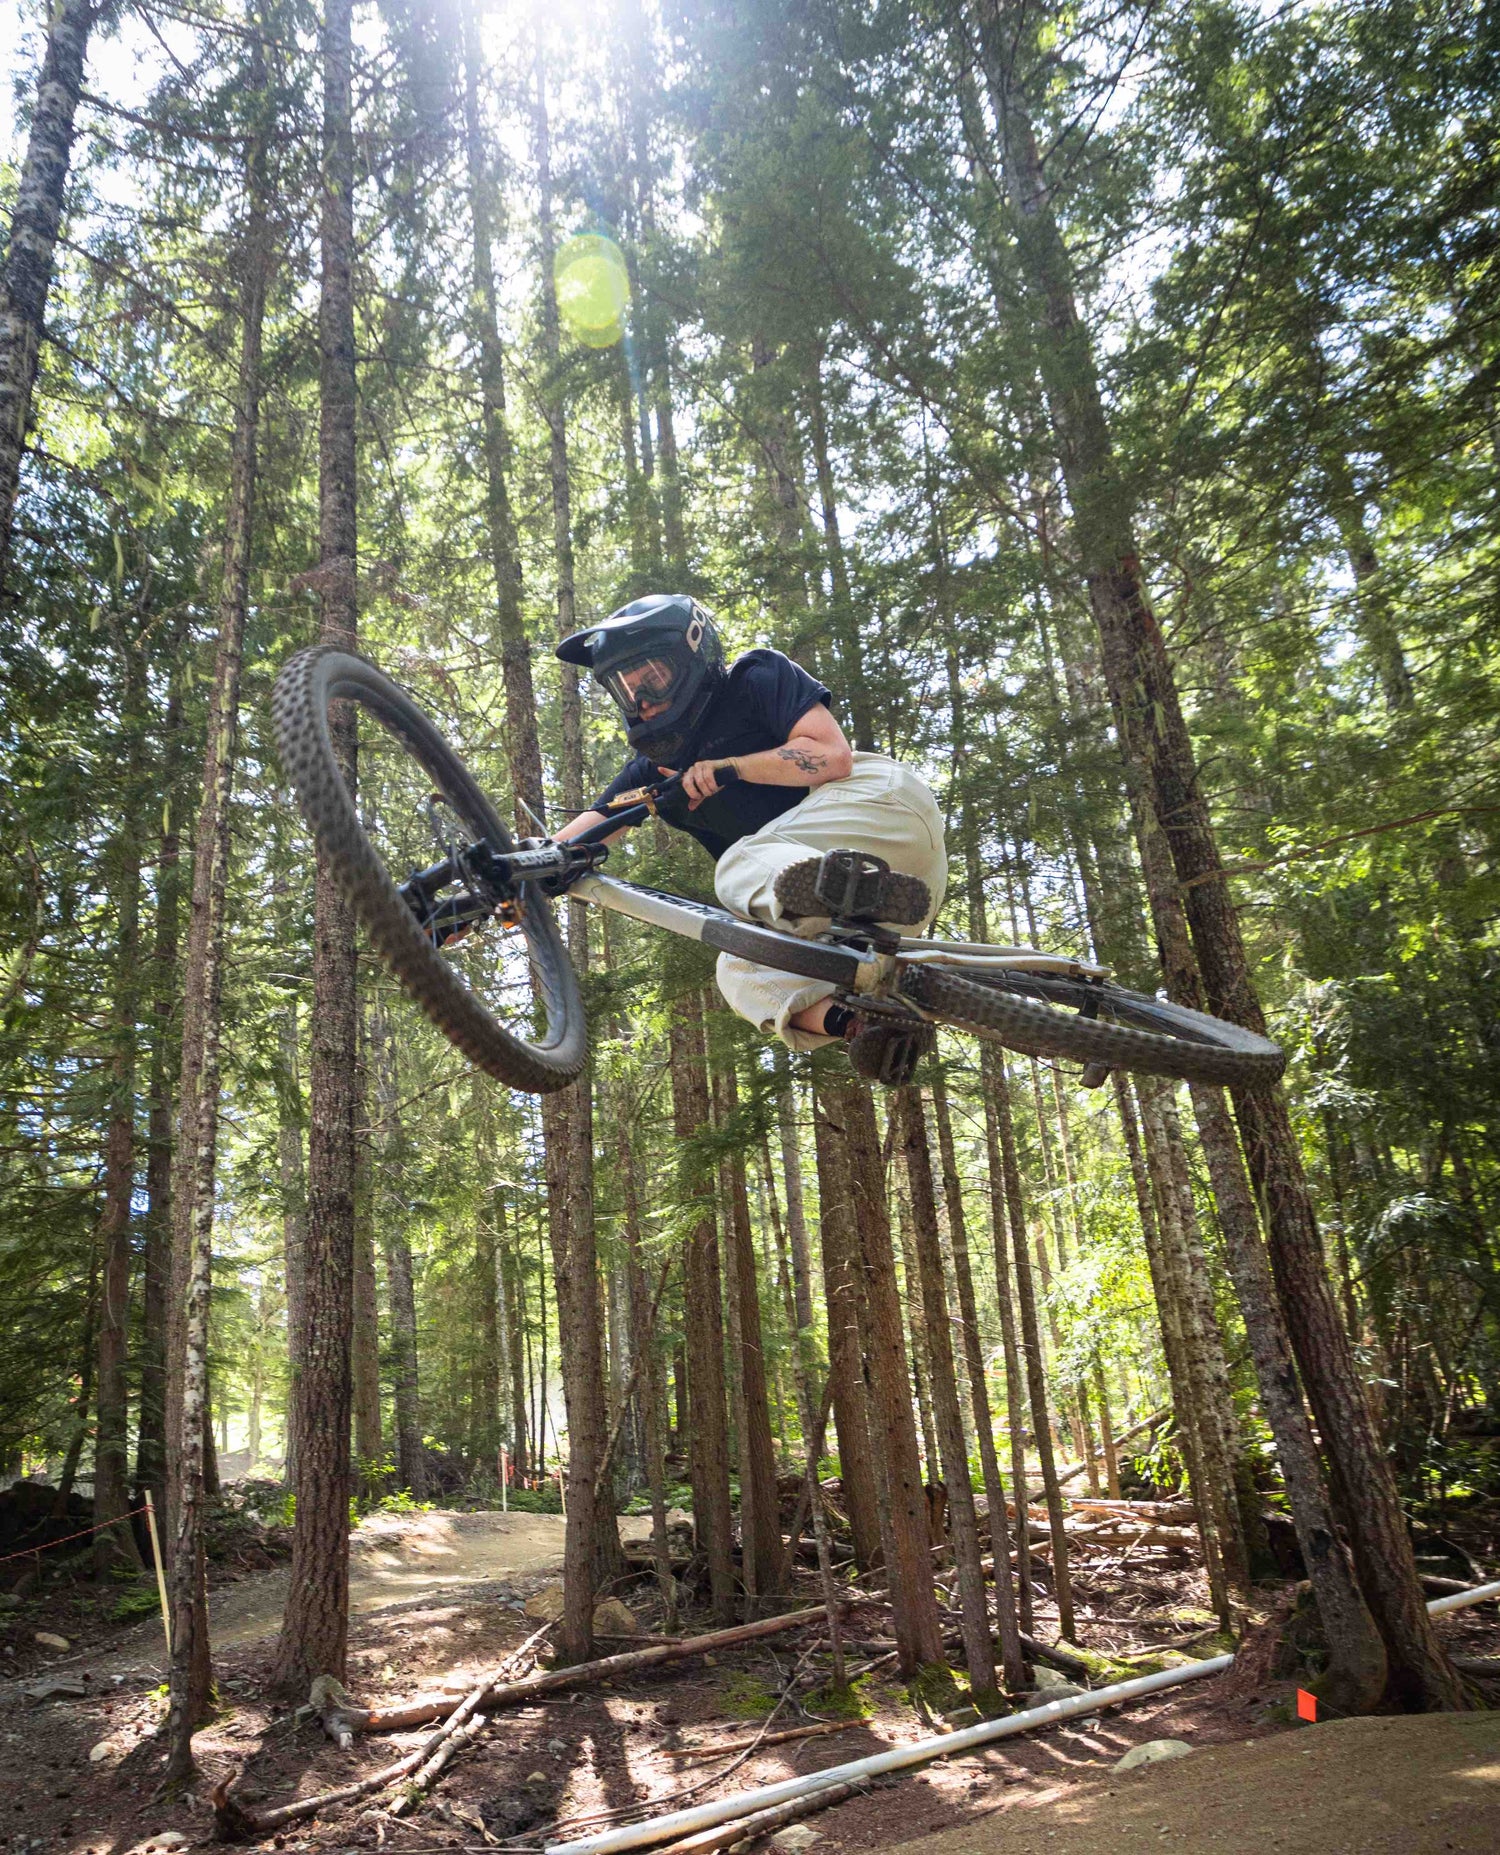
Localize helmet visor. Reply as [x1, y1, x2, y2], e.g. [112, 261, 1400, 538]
[601, 653, 688, 720]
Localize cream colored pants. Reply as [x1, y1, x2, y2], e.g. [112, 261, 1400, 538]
[713, 753, 948, 1052]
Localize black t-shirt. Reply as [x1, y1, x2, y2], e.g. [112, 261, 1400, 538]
[590, 649, 834, 861]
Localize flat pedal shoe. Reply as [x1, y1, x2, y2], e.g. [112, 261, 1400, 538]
[774, 849, 931, 925]
[846, 1016, 935, 1087]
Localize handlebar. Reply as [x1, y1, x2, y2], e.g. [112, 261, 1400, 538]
[570, 761, 741, 849]
[403, 764, 744, 938]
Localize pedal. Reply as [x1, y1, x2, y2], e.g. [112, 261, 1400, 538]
[1080, 1062, 1111, 1090]
[814, 848, 890, 917]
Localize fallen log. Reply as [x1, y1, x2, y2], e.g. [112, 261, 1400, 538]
[214, 1630, 550, 1837]
[1418, 1574, 1475, 1598]
[361, 1606, 840, 1732]
[1114, 1626, 1223, 1661]
[1017, 1634, 1092, 1680]
[388, 1681, 490, 1818]
[1065, 1500, 1195, 1526]
[654, 1777, 862, 1855]
[308, 1674, 367, 1749]
[1065, 1522, 1198, 1548]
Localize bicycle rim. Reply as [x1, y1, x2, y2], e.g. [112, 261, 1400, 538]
[272, 645, 587, 1093]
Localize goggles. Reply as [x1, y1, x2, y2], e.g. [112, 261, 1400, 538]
[600, 654, 687, 719]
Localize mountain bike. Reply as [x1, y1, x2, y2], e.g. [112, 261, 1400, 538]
[272, 646, 1285, 1095]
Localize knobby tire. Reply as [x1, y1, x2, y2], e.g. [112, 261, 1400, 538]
[900, 964, 1284, 1088]
[273, 646, 587, 1094]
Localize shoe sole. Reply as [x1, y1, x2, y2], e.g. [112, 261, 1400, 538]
[848, 1021, 934, 1085]
[774, 851, 931, 925]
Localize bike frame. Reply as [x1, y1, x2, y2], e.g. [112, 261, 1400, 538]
[403, 768, 1111, 1007]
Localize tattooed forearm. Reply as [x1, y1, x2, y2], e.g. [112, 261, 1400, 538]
[778, 745, 828, 775]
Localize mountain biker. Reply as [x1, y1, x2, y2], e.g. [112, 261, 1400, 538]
[554, 593, 948, 1085]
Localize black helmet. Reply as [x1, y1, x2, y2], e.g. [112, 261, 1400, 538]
[557, 593, 726, 763]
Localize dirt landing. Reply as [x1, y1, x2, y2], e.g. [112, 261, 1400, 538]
[204, 1508, 586, 1645]
[894, 1712, 1500, 1854]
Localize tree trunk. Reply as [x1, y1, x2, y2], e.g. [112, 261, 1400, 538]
[895, 1188, 941, 1487]
[136, 721, 185, 1508]
[899, 1087, 998, 1705]
[164, 33, 272, 1761]
[519, 28, 620, 1649]
[672, 992, 735, 1621]
[978, 1052, 1035, 1633]
[940, 642, 1037, 1634]
[931, 1072, 1026, 1688]
[0, 0, 95, 588]
[812, 1081, 882, 1573]
[54, 1258, 99, 1513]
[835, 1076, 944, 1672]
[276, 1001, 307, 1483]
[386, 1225, 424, 1496]
[988, 1060, 1074, 1640]
[94, 643, 148, 1574]
[1157, 1085, 1252, 1580]
[371, 1001, 425, 1498]
[1131, 1077, 1234, 1630]
[472, 1089, 503, 1472]
[1185, 1086, 1388, 1710]
[806, 347, 876, 750]
[972, 0, 1464, 1713]
[272, 0, 359, 1705]
[501, 1214, 528, 1480]
[713, 1051, 785, 1597]
[351, 1030, 381, 1483]
[1059, 620, 1381, 1692]
[619, 1097, 676, 1627]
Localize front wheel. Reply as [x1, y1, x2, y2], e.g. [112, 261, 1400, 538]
[900, 963, 1284, 1088]
[273, 646, 587, 1094]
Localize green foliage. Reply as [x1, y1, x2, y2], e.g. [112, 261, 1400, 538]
[110, 1584, 164, 1624]
[804, 1673, 878, 1719]
[501, 1485, 564, 1516]
[717, 1671, 780, 1719]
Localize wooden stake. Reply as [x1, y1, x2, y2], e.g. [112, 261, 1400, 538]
[143, 1489, 171, 1656]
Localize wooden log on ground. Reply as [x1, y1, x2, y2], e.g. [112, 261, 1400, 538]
[654, 1777, 863, 1855]
[1065, 1522, 1198, 1547]
[307, 1674, 368, 1749]
[1017, 1633, 1092, 1680]
[1065, 1499, 1196, 1525]
[388, 1681, 490, 1817]
[1419, 1574, 1476, 1598]
[362, 1606, 840, 1730]
[213, 1629, 550, 1835]
[1114, 1626, 1223, 1660]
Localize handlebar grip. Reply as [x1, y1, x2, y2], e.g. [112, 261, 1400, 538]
[713, 763, 741, 790]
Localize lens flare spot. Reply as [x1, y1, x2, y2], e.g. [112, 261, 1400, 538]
[554, 233, 629, 348]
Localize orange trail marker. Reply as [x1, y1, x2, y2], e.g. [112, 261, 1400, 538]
[1296, 1689, 1317, 1722]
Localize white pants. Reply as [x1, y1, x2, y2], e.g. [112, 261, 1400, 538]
[713, 753, 948, 1052]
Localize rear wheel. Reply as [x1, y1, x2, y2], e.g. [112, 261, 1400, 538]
[273, 645, 587, 1094]
[900, 963, 1284, 1088]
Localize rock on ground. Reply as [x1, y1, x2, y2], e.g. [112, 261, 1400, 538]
[1114, 1738, 1193, 1771]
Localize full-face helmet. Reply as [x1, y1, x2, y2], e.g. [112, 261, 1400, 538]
[557, 593, 726, 763]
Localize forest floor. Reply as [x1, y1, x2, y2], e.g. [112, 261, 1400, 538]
[0, 1506, 1496, 1855]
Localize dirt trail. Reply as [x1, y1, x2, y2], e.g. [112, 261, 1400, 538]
[74, 1508, 647, 1676]
[897, 1711, 1500, 1855]
[212, 1508, 612, 1644]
